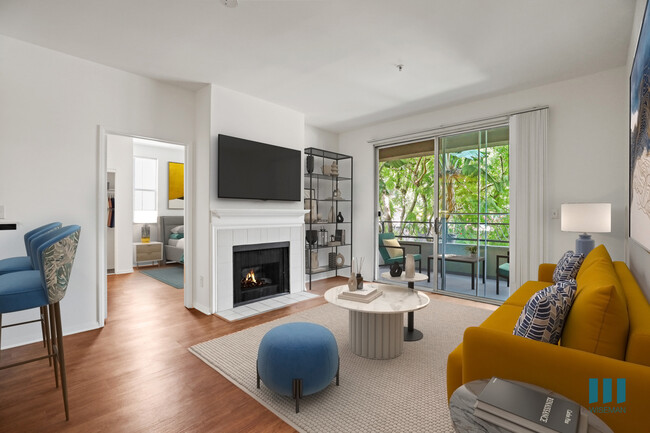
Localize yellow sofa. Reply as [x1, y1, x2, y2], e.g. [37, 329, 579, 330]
[447, 245, 650, 433]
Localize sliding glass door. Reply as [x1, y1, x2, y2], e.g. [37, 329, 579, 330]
[376, 125, 510, 302]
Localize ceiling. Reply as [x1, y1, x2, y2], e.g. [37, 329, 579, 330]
[0, 0, 636, 132]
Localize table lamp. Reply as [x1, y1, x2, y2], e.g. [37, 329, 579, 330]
[560, 203, 611, 255]
[134, 211, 157, 243]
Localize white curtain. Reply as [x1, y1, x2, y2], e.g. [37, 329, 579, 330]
[509, 109, 548, 288]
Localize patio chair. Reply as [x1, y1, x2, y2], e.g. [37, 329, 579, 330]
[378, 233, 422, 273]
[496, 251, 510, 295]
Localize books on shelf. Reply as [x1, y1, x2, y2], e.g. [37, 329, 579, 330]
[474, 377, 580, 433]
[338, 286, 382, 303]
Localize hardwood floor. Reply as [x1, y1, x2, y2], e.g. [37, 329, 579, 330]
[0, 269, 495, 432]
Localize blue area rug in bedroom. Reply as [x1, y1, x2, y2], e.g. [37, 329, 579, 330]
[140, 266, 184, 289]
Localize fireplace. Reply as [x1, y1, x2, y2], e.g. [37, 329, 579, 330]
[232, 242, 290, 307]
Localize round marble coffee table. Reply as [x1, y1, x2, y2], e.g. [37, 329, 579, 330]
[380, 272, 428, 341]
[324, 283, 429, 360]
[450, 379, 614, 433]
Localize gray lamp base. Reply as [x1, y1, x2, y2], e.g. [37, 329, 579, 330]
[575, 233, 594, 256]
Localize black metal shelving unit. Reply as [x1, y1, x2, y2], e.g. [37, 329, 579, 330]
[304, 148, 353, 290]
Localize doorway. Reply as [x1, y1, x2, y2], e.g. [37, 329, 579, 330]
[98, 129, 193, 324]
[376, 125, 510, 302]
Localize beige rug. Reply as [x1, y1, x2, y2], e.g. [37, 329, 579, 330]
[190, 299, 492, 433]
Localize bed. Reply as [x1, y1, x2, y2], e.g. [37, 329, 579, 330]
[159, 216, 184, 263]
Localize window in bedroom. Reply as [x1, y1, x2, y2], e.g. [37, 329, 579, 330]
[133, 156, 158, 224]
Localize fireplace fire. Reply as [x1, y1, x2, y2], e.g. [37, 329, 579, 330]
[241, 269, 266, 288]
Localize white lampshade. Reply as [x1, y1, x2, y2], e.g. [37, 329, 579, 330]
[561, 203, 611, 233]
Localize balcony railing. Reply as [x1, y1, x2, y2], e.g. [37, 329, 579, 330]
[379, 212, 509, 245]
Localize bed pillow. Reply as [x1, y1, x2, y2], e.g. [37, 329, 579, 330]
[552, 250, 584, 283]
[169, 233, 184, 239]
[171, 225, 184, 234]
[513, 279, 577, 345]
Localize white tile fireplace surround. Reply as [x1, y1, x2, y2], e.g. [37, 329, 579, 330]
[211, 209, 308, 312]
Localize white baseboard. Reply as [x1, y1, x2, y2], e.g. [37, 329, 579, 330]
[0, 320, 102, 350]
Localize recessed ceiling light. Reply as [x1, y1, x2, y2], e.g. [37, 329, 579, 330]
[396, 64, 404, 72]
[221, 0, 238, 7]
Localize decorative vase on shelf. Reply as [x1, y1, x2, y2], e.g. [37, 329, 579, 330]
[310, 251, 319, 270]
[306, 155, 314, 174]
[356, 273, 363, 290]
[336, 212, 344, 223]
[389, 262, 402, 277]
[305, 230, 318, 246]
[330, 161, 339, 176]
[328, 207, 335, 223]
[405, 254, 415, 278]
[347, 258, 357, 292]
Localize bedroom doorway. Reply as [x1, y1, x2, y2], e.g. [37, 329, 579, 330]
[100, 130, 193, 323]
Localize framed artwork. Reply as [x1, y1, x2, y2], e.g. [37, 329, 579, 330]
[630, 0, 650, 251]
[168, 162, 184, 209]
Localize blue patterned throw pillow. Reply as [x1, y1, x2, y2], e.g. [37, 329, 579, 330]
[552, 250, 584, 283]
[513, 279, 577, 344]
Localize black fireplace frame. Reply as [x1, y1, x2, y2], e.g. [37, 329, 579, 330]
[232, 241, 290, 307]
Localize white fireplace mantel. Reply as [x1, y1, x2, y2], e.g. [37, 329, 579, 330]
[211, 208, 309, 229]
[210, 208, 308, 312]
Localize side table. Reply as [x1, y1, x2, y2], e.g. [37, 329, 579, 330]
[449, 379, 614, 433]
[134, 241, 163, 267]
[380, 272, 428, 341]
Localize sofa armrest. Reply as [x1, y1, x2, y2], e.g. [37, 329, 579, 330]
[538, 263, 555, 282]
[462, 327, 650, 433]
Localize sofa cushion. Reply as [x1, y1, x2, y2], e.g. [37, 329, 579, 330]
[576, 244, 610, 280]
[513, 280, 577, 344]
[504, 281, 549, 307]
[553, 251, 584, 283]
[561, 282, 629, 360]
[614, 261, 650, 367]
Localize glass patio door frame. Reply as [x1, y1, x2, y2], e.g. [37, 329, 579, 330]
[374, 121, 509, 301]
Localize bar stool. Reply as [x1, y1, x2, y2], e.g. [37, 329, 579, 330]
[0, 222, 61, 361]
[0, 225, 81, 420]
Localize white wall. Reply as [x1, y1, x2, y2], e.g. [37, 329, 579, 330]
[306, 125, 339, 151]
[132, 142, 185, 244]
[339, 67, 628, 281]
[0, 34, 195, 348]
[626, 0, 650, 299]
[107, 134, 134, 274]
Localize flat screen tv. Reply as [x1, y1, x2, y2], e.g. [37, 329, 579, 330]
[217, 134, 301, 201]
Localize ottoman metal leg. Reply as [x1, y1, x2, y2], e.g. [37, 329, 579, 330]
[336, 357, 340, 386]
[292, 378, 303, 413]
[256, 360, 260, 389]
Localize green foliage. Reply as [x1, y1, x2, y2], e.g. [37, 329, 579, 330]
[378, 144, 510, 245]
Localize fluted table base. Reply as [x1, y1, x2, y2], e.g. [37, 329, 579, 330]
[349, 311, 404, 359]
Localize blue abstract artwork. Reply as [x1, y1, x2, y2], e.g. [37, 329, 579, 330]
[631, 0, 650, 251]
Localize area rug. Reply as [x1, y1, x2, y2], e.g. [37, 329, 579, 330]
[189, 299, 492, 432]
[140, 266, 183, 289]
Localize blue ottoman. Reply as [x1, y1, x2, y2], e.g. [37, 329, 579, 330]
[257, 322, 339, 412]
